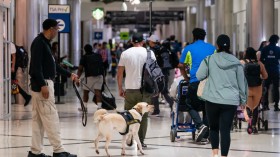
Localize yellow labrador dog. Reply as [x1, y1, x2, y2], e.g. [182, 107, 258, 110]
[93, 102, 153, 157]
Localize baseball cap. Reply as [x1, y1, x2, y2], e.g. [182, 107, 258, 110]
[147, 35, 159, 43]
[42, 19, 59, 30]
[216, 34, 230, 48]
[132, 33, 143, 43]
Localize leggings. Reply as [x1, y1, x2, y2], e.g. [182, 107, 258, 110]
[205, 101, 237, 156]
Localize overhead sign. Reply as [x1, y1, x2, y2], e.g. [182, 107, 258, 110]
[120, 32, 129, 40]
[92, 8, 104, 20]
[48, 5, 70, 33]
[105, 11, 184, 25]
[94, 32, 103, 40]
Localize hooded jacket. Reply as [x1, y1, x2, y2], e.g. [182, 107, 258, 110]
[196, 52, 248, 106]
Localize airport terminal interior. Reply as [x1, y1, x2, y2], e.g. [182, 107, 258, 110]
[1, 0, 280, 157]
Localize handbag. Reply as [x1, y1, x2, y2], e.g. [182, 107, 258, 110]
[197, 56, 210, 98]
[93, 83, 116, 110]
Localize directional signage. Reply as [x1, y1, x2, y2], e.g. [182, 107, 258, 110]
[105, 11, 184, 25]
[94, 32, 103, 40]
[48, 5, 70, 33]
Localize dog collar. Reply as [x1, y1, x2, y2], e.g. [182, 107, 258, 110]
[133, 108, 142, 116]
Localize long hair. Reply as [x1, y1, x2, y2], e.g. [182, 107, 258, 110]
[245, 47, 257, 60]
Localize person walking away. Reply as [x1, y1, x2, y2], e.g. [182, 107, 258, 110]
[28, 18, 79, 157]
[98, 42, 111, 77]
[197, 34, 248, 157]
[117, 33, 155, 148]
[260, 34, 280, 111]
[256, 41, 269, 61]
[111, 53, 117, 80]
[77, 44, 104, 111]
[241, 47, 268, 134]
[148, 36, 176, 116]
[178, 28, 215, 142]
[10, 42, 31, 106]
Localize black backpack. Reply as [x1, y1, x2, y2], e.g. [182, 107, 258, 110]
[158, 47, 179, 69]
[15, 45, 29, 69]
[244, 59, 262, 87]
[84, 53, 104, 77]
[141, 49, 165, 97]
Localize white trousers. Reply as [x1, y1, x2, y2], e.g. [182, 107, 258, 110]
[30, 80, 65, 154]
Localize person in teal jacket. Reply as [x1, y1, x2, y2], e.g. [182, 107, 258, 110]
[196, 34, 247, 157]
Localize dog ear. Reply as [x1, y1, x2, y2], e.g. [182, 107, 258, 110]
[137, 103, 143, 112]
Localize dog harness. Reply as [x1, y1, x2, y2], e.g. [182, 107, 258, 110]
[118, 110, 141, 135]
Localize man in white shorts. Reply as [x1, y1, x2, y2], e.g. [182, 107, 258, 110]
[77, 44, 104, 110]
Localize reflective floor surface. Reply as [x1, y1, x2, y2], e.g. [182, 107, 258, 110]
[1, 78, 280, 157]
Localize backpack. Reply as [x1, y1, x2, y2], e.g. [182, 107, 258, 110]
[244, 59, 262, 87]
[15, 45, 29, 69]
[84, 53, 104, 77]
[158, 47, 179, 69]
[141, 49, 165, 97]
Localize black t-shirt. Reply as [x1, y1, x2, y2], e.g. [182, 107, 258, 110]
[261, 44, 280, 74]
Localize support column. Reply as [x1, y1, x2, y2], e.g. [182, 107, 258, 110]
[197, 0, 205, 28]
[262, 0, 274, 41]
[70, 0, 81, 66]
[215, 0, 233, 45]
[205, 6, 212, 43]
[58, 0, 69, 58]
[186, 6, 196, 43]
[246, 0, 272, 49]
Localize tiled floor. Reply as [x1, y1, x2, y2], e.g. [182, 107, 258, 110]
[1, 78, 280, 157]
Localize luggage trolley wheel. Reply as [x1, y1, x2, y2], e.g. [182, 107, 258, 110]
[170, 129, 177, 142]
[264, 120, 268, 131]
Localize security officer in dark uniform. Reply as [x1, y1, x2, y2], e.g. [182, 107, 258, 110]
[28, 18, 79, 157]
[261, 34, 280, 111]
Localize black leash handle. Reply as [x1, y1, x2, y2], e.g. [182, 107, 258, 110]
[73, 81, 87, 127]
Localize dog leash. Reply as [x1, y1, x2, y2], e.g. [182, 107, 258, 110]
[72, 81, 87, 127]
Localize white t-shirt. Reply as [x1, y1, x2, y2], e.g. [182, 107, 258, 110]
[118, 47, 156, 89]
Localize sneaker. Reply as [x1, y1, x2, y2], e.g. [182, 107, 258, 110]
[195, 125, 208, 142]
[213, 155, 219, 157]
[151, 111, 160, 116]
[28, 151, 51, 157]
[252, 127, 258, 134]
[24, 95, 32, 106]
[141, 142, 147, 148]
[53, 152, 77, 157]
[200, 138, 210, 144]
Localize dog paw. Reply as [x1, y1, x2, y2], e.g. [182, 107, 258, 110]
[96, 150, 99, 154]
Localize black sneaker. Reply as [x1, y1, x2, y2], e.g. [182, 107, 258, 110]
[151, 111, 160, 116]
[274, 106, 280, 111]
[195, 125, 208, 142]
[53, 152, 77, 157]
[199, 138, 210, 144]
[28, 151, 51, 157]
[141, 142, 147, 148]
[24, 95, 32, 106]
[252, 127, 258, 134]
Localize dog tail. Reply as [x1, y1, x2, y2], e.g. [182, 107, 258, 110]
[93, 109, 108, 123]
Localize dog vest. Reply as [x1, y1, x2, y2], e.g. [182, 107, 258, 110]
[118, 110, 141, 135]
